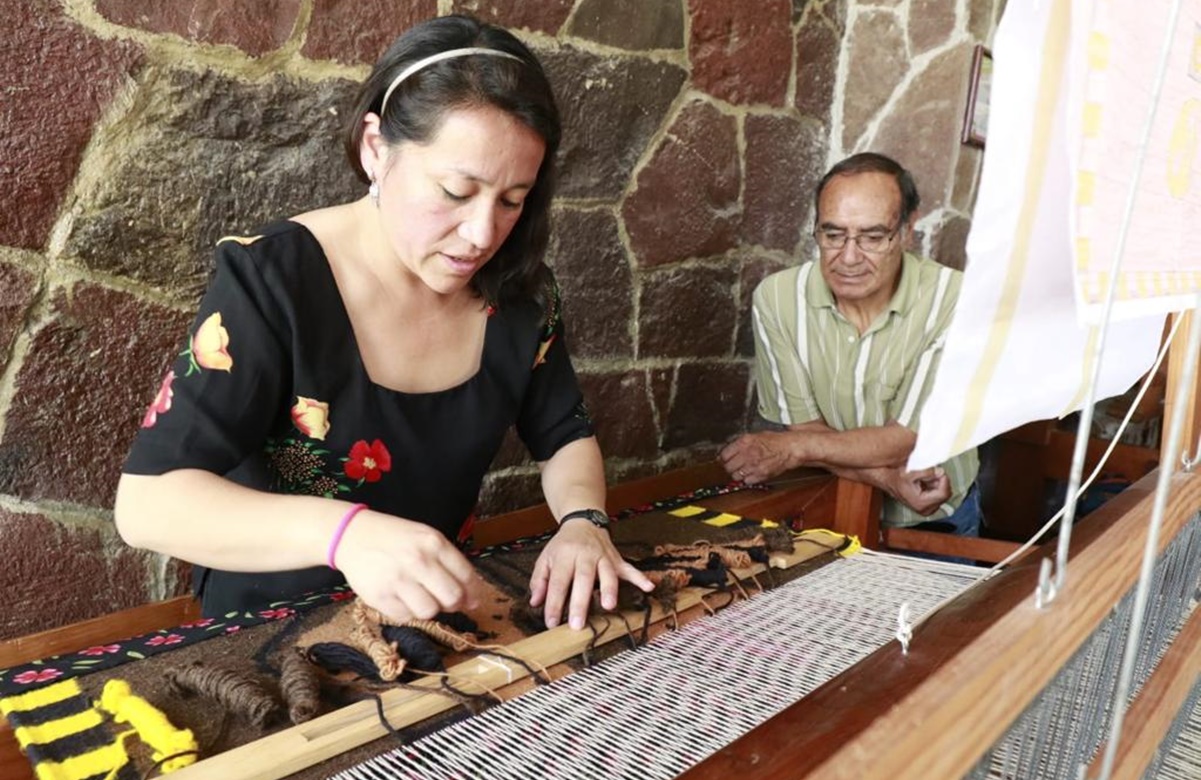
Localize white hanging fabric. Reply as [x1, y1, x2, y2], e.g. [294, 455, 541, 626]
[909, 0, 1165, 471]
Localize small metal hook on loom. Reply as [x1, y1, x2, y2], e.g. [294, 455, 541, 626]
[895, 602, 913, 655]
[1181, 447, 1200, 473]
[1035, 558, 1058, 609]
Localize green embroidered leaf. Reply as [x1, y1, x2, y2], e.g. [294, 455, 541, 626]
[224, 612, 238, 618]
[127, 651, 145, 660]
[72, 660, 102, 667]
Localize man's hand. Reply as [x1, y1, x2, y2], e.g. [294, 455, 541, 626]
[886, 466, 951, 515]
[719, 431, 799, 484]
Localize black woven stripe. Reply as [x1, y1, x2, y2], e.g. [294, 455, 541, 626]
[6, 694, 91, 728]
[682, 508, 719, 522]
[28, 721, 118, 764]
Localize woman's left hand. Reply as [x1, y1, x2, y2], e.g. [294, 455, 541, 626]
[529, 520, 653, 630]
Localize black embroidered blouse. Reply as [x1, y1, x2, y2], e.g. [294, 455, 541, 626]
[124, 220, 594, 616]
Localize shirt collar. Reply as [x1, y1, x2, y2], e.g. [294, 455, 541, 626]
[806, 252, 920, 317]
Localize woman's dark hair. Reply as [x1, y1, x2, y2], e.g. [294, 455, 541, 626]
[344, 15, 560, 303]
[814, 152, 921, 227]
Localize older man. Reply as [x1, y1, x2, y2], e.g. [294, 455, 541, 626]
[721, 152, 981, 535]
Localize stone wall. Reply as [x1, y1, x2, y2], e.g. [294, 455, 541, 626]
[0, 0, 1001, 638]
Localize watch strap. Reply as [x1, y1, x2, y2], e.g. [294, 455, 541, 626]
[559, 508, 610, 529]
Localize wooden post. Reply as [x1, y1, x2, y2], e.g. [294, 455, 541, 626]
[1163, 311, 1201, 468]
[831, 477, 881, 548]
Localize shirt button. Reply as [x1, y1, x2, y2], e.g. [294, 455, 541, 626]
[847, 336, 854, 342]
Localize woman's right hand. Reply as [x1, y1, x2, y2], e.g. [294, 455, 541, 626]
[332, 509, 479, 623]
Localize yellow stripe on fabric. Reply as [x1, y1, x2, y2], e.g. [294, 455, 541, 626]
[0, 680, 81, 715]
[14, 709, 104, 748]
[952, 0, 1071, 455]
[1087, 31, 1110, 69]
[1083, 102, 1102, 136]
[1062, 325, 1101, 416]
[1076, 237, 1091, 271]
[668, 506, 706, 518]
[1077, 170, 1096, 205]
[34, 740, 129, 780]
[701, 513, 743, 527]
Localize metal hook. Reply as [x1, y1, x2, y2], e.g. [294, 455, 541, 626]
[1035, 558, 1058, 609]
[1182, 449, 1199, 472]
[895, 602, 913, 655]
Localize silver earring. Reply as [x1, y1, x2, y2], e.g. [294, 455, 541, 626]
[368, 178, 380, 208]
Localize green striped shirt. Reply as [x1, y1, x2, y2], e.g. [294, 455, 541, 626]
[751, 253, 979, 527]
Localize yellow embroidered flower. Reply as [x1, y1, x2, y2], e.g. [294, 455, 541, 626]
[291, 396, 331, 440]
[191, 312, 232, 372]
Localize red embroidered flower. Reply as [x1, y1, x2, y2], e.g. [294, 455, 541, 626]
[79, 644, 121, 656]
[344, 439, 392, 484]
[179, 618, 215, 629]
[330, 591, 355, 602]
[14, 668, 62, 684]
[258, 607, 295, 620]
[141, 370, 175, 428]
[224, 625, 241, 634]
[145, 633, 184, 647]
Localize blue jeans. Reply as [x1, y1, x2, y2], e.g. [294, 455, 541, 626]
[907, 483, 983, 565]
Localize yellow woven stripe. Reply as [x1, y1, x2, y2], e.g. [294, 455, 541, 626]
[668, 506, 705, 518]
[0, 680, 81, 715]
[34, 741, 128, 780]
[1076, 237, 1091, 271]
[701, 512, 743, 527]
[1087, 31, 1109, 69]
[1077, 170, 1096, 205]
[14, 708, 103, 748]
[759, 518, 779, 529]
[1083, 102, 1102, 136]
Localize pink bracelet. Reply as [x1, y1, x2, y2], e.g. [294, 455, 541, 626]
[327, 503, 368, 570]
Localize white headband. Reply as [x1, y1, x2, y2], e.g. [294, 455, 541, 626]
[379, 47, 523, 118]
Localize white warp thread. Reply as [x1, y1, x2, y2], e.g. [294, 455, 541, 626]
[332, 552, 977, 780]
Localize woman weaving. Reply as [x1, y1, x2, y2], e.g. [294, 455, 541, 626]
[114, 15, 652, 631]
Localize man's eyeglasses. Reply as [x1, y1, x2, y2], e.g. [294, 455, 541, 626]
[814, 226, 900, 254]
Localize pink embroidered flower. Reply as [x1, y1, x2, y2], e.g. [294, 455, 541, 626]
[145, 633, 185, 647]
[344, 439, 392, 484]
[14, 668, 62, 684]
[79, 644, 121, 656]
[258, 607, 295, 620]
[191, 312, 233, 371]
[141, 370, 175, 428]
[224, 625, 242, 634]
[291, 397, 331, 440]
[179, 618, 215, 629]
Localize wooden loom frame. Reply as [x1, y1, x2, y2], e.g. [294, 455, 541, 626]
[2, 455, 1198, 779]
[0, 463, 850, 780]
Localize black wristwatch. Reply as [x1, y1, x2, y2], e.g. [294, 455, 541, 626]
[559, 508, 611, 530]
